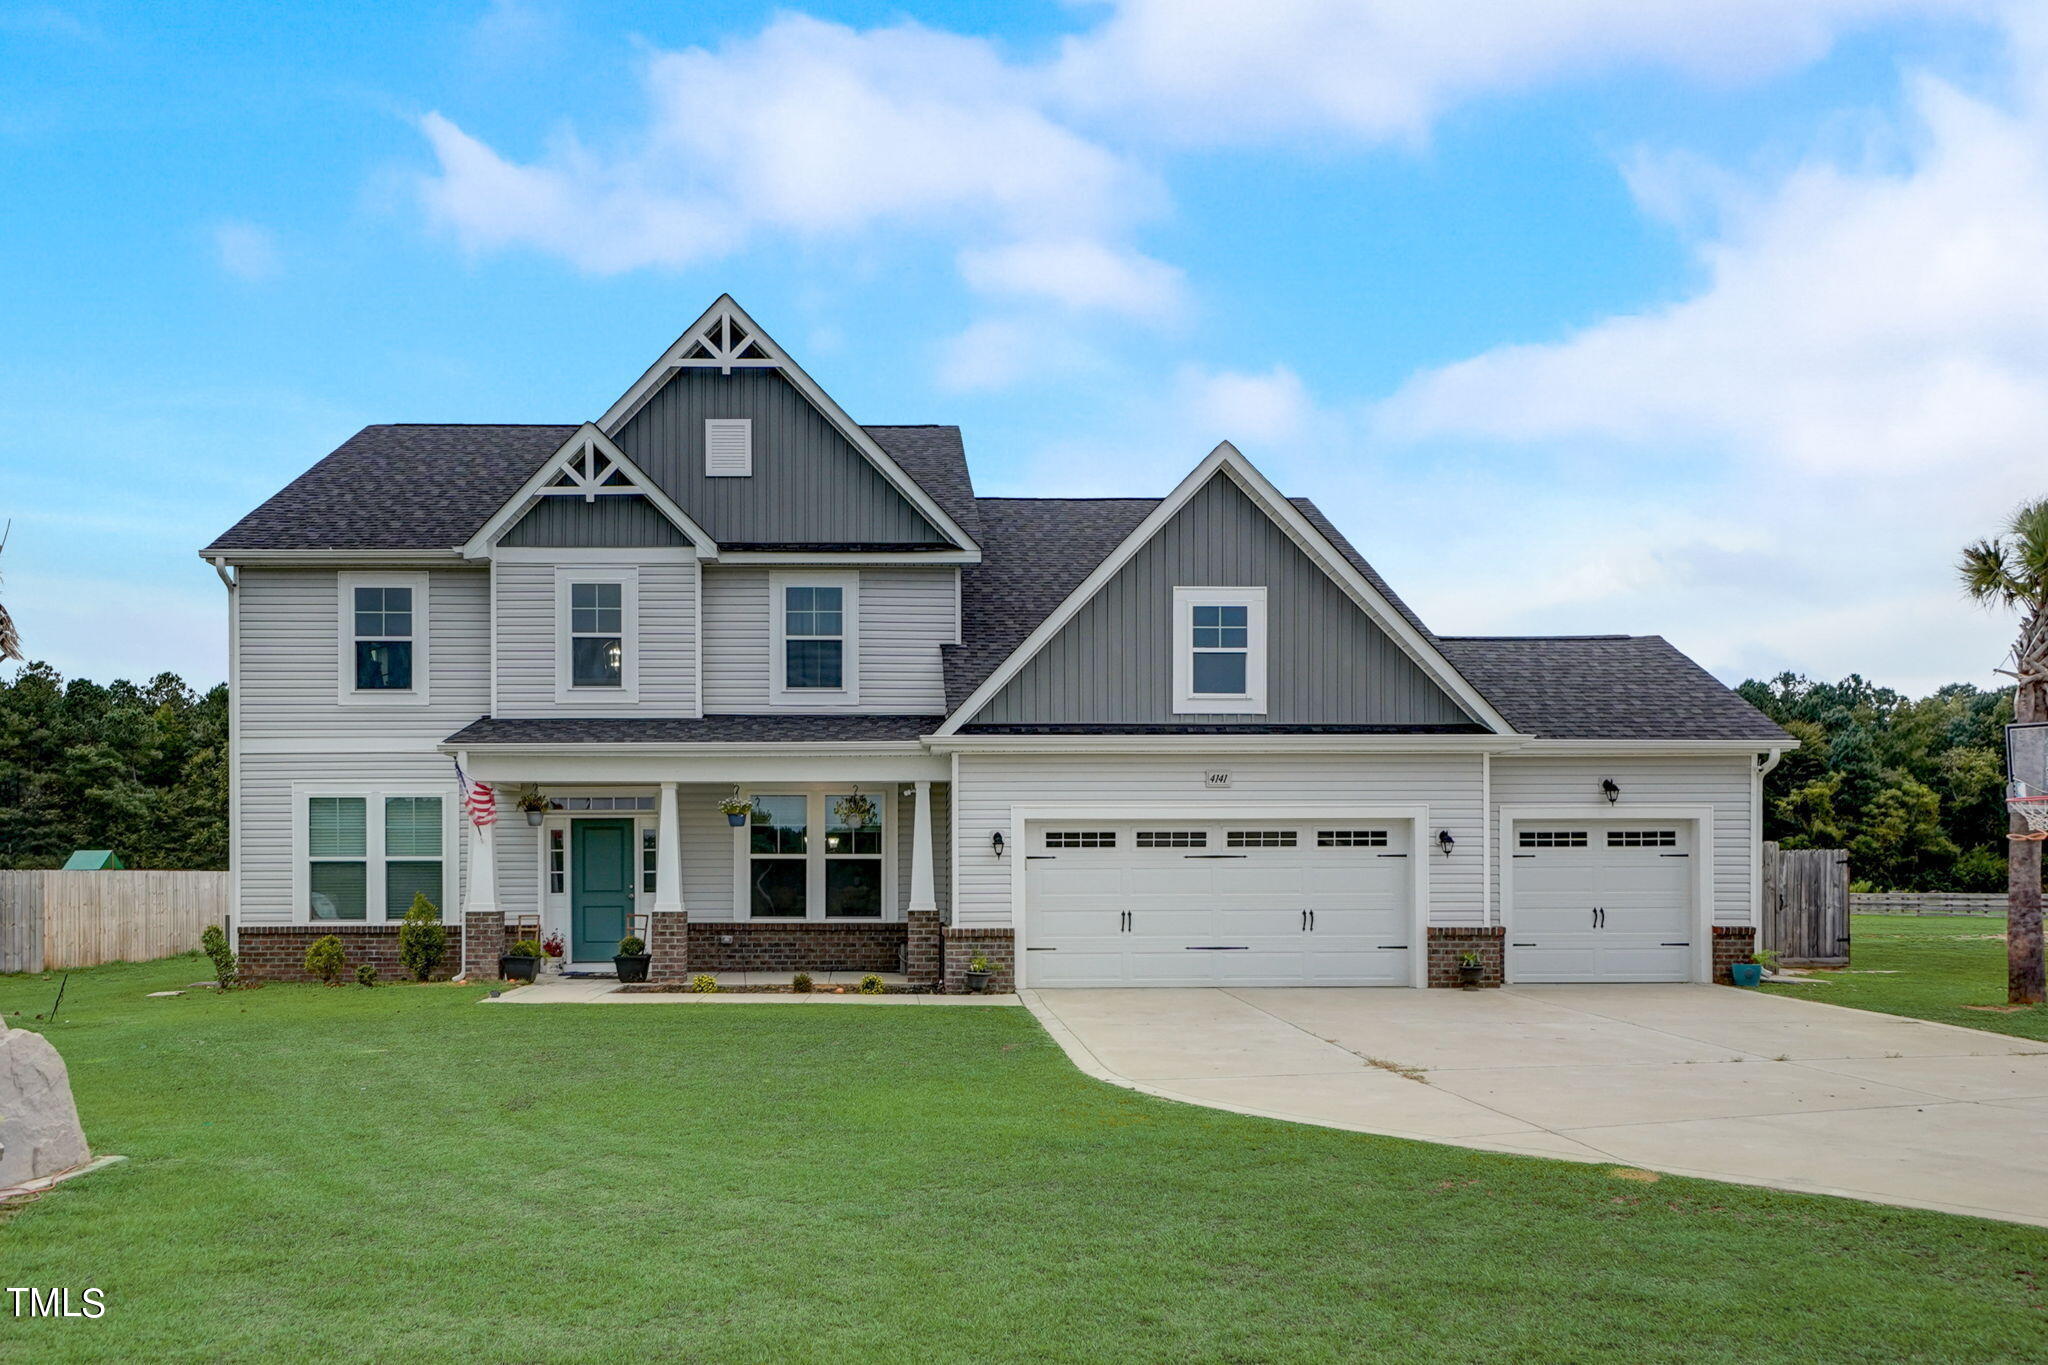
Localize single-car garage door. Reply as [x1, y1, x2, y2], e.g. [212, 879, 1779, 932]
[1507, 821, 1696, 983]
[1023, 820, 1415, 987]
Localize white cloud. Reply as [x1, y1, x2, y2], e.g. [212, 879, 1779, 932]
[1178, 363, 1313, 445]
[1358, 41, 2048, 691]
[1056, 0, 1983, 145]
[416, 13, 1175, 316]
[211, 220, 281, 281]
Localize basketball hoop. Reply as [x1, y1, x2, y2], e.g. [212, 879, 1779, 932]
[2008, 793, 2048, 841]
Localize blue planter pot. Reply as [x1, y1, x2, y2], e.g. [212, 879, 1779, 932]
[726, 812, 748, 827]
[1729, 961, 1763, 988]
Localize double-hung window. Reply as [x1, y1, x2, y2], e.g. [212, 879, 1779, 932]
[740, 791, 889, 919]
[338, 573, 428, 705]
[1172, 586, 1267, 714]
[771, 573, 859, 704]
[555, 568, 638, 702]
[305, 793, 447, 921]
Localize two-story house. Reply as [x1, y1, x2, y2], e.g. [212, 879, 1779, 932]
[201, 296, 1790, 992]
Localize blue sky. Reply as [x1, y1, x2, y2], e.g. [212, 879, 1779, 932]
[1, 0, 2038, 693]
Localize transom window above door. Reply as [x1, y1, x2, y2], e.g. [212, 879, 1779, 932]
[1172, 586, 1267, 714]
[771, 573, 859, 704]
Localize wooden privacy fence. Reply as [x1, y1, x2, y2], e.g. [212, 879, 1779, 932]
[1850, 892, 2009, 917]
[1762, 842, 1851, 966]
[0, 871, 228, 973]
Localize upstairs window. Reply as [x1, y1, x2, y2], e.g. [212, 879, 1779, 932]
[338, 573, 428, 705]
[1172, 586, 1267, 715]
[771, 573, 859, 704]
[570, 582, 624, 687]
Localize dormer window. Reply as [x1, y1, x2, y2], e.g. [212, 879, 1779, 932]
[770, 572, 860, 705]
[1172, 586, 1267, 715]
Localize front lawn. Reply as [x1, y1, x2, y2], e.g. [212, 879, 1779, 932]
[1762, 913, 2048, 1043]
[3, 957, 2044, 1363]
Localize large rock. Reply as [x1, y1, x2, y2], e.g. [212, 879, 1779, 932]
[0, 1025, 90, 1186]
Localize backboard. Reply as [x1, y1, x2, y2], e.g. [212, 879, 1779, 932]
[2007, 721, 2048, 797]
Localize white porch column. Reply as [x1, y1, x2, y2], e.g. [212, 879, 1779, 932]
[908, 779, 938, 914]
[459, 752, 501, 979]
[462, 756, 499, 916]
[653, 780, 684, 913]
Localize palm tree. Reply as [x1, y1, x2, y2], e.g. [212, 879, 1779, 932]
[1959, 497, 2048, 1004]
[0, 520, 18, 664]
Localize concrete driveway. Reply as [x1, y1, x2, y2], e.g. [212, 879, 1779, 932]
[1025, 984, 2048, 1226]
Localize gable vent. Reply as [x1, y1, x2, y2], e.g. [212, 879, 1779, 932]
[705, 418, 753, 477]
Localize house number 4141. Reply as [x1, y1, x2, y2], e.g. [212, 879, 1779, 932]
[1203, 771, 1232, 789]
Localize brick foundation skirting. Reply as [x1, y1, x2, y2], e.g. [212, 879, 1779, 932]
[686, 921, 907, 975]
[940, 926, 1014, 994]
[1712, 925, 1758, 985]
[1426, 925, 1504, 988]
[238, 922, 477, 983]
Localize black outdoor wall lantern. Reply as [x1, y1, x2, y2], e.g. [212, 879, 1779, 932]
[992, 830, 1006, 858]
[1601, 778, 1621, 804]
[1437, 828, 1455, 856]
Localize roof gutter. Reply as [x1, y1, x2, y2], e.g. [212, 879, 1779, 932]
[197, 548, 469, 566]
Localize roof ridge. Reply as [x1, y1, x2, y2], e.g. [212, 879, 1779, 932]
[1439, 634, 1639, 641]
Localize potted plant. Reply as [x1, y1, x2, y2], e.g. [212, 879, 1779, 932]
[717, 788, 755, 828]
[832, 788, 878, 828]
[514, 785, 550, 827]
[964, 953, 995, 993]
[1457, 949, 1484, 991]
[500, 938, 543, 983]
[614, 934, 651, 983]
[1729, 945, 1777, 988]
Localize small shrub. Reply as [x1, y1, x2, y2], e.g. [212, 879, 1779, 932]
[397, 894, 447, 982]
[1457, 950, 1481, 968]
[200, 923, 239, 991]
[1750, 945, 1781, 972]
[689, 973, 720, 993]
[509, 939, 545, 959]
[967, 954, 993, 974]
[858, 974, 885, 995]
[791, 972, 813, 993]
[304, 934, 348, 985]
[617, 935, 647, 957]
[355, 963, 378, 987]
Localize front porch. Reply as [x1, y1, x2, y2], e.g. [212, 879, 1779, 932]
[449, 742, 993, 987]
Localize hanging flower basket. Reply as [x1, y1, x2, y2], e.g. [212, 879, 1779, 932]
[832, 791, 878, 827]
[717, 790, 755, 827]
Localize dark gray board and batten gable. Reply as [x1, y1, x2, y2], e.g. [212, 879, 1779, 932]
[500, 494, 695, 548]
[609, 368, 954, 547]
[970, 472, 1481, 728]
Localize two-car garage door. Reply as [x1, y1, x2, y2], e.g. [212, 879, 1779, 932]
[1023, 821, 1415, 987]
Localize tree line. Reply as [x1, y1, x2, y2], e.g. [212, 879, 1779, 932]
[0, 663, 227, 870]
[1740, 673, 2014, 892]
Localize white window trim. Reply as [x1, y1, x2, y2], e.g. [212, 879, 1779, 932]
[1172, 585, 1267, 715]
[730, 788, 896, 923]
[554, 566, 641, 704]
[336, 572, 430, 707]
[704, 417, 753, 477]
[290, 783, 457, 926]
[769, 571, 860, 707]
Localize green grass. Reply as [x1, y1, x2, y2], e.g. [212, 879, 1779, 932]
[3, 957, 2045, 1363]
[1762, 914, 2048, 1042]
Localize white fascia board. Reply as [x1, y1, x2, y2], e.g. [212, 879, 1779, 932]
[200, 548, 466, 565]
[923, 733, 1527, 756]
[710, 549, 982, 566]
[595, 296, 981, 556]
[1509, 738, 1798, 756]
[934, 441, 1518, 737]
[460, 423, 715, 559]
[448, 744, 949, 784]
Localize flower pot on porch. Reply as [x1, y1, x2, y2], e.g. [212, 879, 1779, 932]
[1458, 962, 1483, 991]
[964, 971, 992, 993]
[613, 953, 651, 984]
[525, 810, 544, 827]
[1728, 961, 1763, 988]
[499, 954, 539, 983]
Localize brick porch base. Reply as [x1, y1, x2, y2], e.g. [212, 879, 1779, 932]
[1426, 925, 1504, 988]
[940, 926, 1013, 993]
[1712, 925, 1758, 984]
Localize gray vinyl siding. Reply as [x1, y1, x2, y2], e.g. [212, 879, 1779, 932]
[613, 369, 949, 545]
[701, 567, 951, 713]
[491, 558, 699, 718]
[973, 474, 1476, 726]
[1488, 756, 1756, 926]
[952, 752, 1485, 930]
[236, 567, 490, 739]
[500, 496, 692, 548]
[238, 750, 466, 927]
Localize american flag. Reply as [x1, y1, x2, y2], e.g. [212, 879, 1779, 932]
[454, 760, 497, 831]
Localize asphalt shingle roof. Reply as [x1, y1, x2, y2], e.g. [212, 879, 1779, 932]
[445, 715, 939, 745]
[1436, 635, 1790, 741]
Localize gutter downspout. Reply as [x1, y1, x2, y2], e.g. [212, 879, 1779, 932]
[1753, 747, 1785, 951]
[212, 558, 239, 956]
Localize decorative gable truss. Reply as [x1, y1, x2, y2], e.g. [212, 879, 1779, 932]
[596, 295, 980, 557]
[461, 424, 715, 558]
[934, 441, 1520, 737]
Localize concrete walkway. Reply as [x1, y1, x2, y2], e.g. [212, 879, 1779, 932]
[1025, 984, 2048, 1227]
[485, 976, 1018, 1005]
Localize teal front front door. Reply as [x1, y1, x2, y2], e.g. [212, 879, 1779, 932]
[571, 819, 636, 963]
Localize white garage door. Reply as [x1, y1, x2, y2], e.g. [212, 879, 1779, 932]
[1023, 820, 1414, 987]
[1508, 822, 1696, 983]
